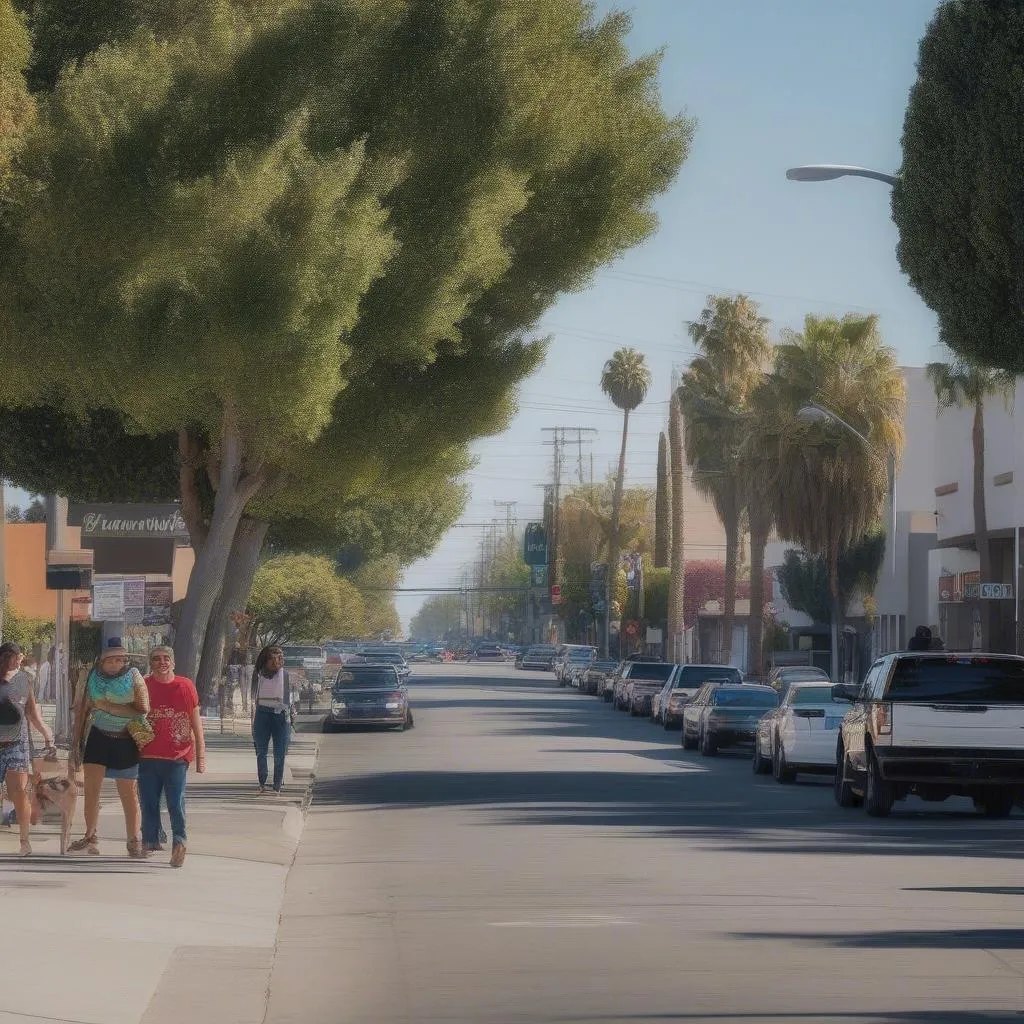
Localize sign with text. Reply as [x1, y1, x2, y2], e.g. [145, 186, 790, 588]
[143, 581, 173, 625]
[524, 524, 548, 566]
[73, 503, 190, 542]
[980, 582, 1014, 600]
[92, 580, 125, 620]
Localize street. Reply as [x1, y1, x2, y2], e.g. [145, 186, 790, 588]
[265, 664, 1024, 1024]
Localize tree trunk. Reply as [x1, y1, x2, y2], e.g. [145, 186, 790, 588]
[721, 497, 738, 665]
[604, 407, 631, 658]
[173, 415, 266, 682]
[654, 431, 670, 569]
[972, 396, 992, 650]
[746, 506, 769, 680]
[195, 516, 268, 703]
[668, 393, 685, 661]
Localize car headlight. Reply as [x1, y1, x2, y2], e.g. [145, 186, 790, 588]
[385, 701, 401, 709]
[332, 701, 346, 711]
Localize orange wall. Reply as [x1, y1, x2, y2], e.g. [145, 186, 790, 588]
[4, 523, 55, 618]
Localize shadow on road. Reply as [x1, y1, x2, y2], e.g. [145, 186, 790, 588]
[733, 927, 1024, 949]
[551, 1013, 1024, 1023]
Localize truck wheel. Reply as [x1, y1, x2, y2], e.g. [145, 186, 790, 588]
[834, 748, 860, 808]
[976, 792, 1014, 818]
[864, 750, 894, 817]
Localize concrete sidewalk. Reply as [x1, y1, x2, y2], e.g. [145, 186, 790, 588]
[0, 715, 322, 1024]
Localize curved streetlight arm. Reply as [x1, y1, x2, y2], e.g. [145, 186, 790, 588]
[800, 401, 870, 447]
[786, 164, 898, 187]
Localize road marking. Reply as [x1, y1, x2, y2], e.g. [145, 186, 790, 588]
[487, 914, 635, 928]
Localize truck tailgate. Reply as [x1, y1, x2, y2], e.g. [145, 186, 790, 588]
[893, 702, 1024, 749]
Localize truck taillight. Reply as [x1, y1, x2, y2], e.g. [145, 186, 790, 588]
[870, 702, 892, 736]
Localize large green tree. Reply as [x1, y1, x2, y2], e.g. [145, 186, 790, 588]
[0, 0, 32, 180]
[678, 295, 771, 665]
[766, 314, 904, 675]
[926, 354, 1014, 650]
[0, 1, 689, 681]
[893, 0, 1024, 371]
[410, 594, 462, 641]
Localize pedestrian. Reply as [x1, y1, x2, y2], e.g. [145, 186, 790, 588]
[37, 649, 52, 703]
[139, 646, 205, 867]
[228, 646, 247, 714]
[250, 645, 293, 795]
[0, 642, 55, 855]
[68, 638, 151, 858]
[907, 625, 932, 651]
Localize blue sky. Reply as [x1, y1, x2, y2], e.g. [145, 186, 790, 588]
[396, 0, 942, 629]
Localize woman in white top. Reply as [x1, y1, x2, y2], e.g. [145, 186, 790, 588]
[249, 646, 293, 794]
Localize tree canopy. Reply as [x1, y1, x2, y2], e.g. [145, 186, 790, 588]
[893, 0, 1024, 370]
[0, 0, 690, 678]
[410, 594, 461, 641]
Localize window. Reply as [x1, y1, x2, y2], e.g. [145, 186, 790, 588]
[886, 657, 1024, 703]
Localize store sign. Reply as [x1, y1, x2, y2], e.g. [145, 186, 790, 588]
[980, 582, 1014, 600]
[76, 504, 190, 541]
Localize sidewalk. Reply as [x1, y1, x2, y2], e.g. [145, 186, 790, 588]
[0, 713, 322, 1024]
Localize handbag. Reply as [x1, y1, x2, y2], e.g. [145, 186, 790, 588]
[126, 715, 155, 751]
[0, 697, 22, 727]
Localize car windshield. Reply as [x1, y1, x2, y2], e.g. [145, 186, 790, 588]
[674, 667, 741, 688]
[568, 650, 594, 660]
[780, 668, 829, 681]
[591, 661, 617, 671]
[334, 667, 398, 689]
[712, 688, 778, 708]
[886, 657, 1024, 703]
[627, 663, 674, 681]
[528, 647, 555, 655]
[790, 685, 843, 706]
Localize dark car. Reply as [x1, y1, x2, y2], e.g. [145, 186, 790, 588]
[324, 663, 414, 731]
[581, 659, 619, 696]
[468, 643, 505, 662]
[691, 684, 778, 755]
[520, 644, 557, 670]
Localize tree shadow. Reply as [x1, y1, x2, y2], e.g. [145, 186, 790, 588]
[550, 1013, 1024, 1023]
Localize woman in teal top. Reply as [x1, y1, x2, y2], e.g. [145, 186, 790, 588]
[69, 639, 150, 857]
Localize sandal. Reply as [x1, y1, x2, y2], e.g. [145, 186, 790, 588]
[68, 832, 99, 855]
[18, 840, 31, 857]
[126, 837, 149, 860]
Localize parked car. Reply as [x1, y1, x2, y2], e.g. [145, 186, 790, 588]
[324, 662, 414, 731]
[767, 664, 831, 699]
[468, 643, 505, 662]
[834, 652, 1024, 818]
[685, 684, 778, 755]
[520, 644, 557, 670]
[617, 662, 675, 714]
[357, 648, 411, 681]
[556, 646, 597, 686]
[580, 659, 619, 696]
[753, 679, 847, 780]
[655, 664, 744, 727]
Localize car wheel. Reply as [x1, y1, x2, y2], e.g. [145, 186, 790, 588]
[322, 719, 338, 734]
[663, 716, 675, 732]
[773, 740, 796, 783]
[682, 723, 697, 750]
[405, 710, 415, 730]
[976, 792, 1014, 818]
[699, 727, 716, 756]
[752, 735, 771, 775]
[864, 750, 894, 817]
[834, 747, 861, 807]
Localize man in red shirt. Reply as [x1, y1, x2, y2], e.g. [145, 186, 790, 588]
[140, 646, 206, 867]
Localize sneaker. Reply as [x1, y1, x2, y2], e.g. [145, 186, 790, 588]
[170, 842, 187, 868]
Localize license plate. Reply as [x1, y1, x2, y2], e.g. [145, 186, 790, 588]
[824, 717, 842, 730]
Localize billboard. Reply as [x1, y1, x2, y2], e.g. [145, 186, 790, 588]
[524, 523, 548, 566]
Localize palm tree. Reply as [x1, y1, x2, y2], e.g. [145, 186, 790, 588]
[769, 314, 905, 674]
[667, 390, 685, 660]
[926, 351, 1014, 651]
[678, 295, 771, 665]
[600, 347, 652, 656]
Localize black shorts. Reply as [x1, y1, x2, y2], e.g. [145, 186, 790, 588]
[83, 727, 139, 772]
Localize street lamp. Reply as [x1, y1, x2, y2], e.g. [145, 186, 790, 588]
[797, 402, 897, 682]
[786, 164, 898, 187]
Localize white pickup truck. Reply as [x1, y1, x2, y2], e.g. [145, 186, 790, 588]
[833, 651, 1024, 818]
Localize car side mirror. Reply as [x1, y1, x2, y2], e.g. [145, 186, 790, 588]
[831, 683, 860, 702]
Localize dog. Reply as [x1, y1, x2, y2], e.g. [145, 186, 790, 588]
[33, 776, 78, 855]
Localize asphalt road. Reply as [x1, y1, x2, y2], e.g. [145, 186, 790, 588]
[265, 663, 1024, 1024]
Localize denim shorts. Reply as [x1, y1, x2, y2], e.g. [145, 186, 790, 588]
[0, 734, 30, 780]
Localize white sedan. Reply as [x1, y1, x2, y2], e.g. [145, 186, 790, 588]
[753, 680, 847, 783]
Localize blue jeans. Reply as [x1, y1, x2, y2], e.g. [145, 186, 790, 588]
[139, 758, 188, 846]
[253, 705, 290, 790]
